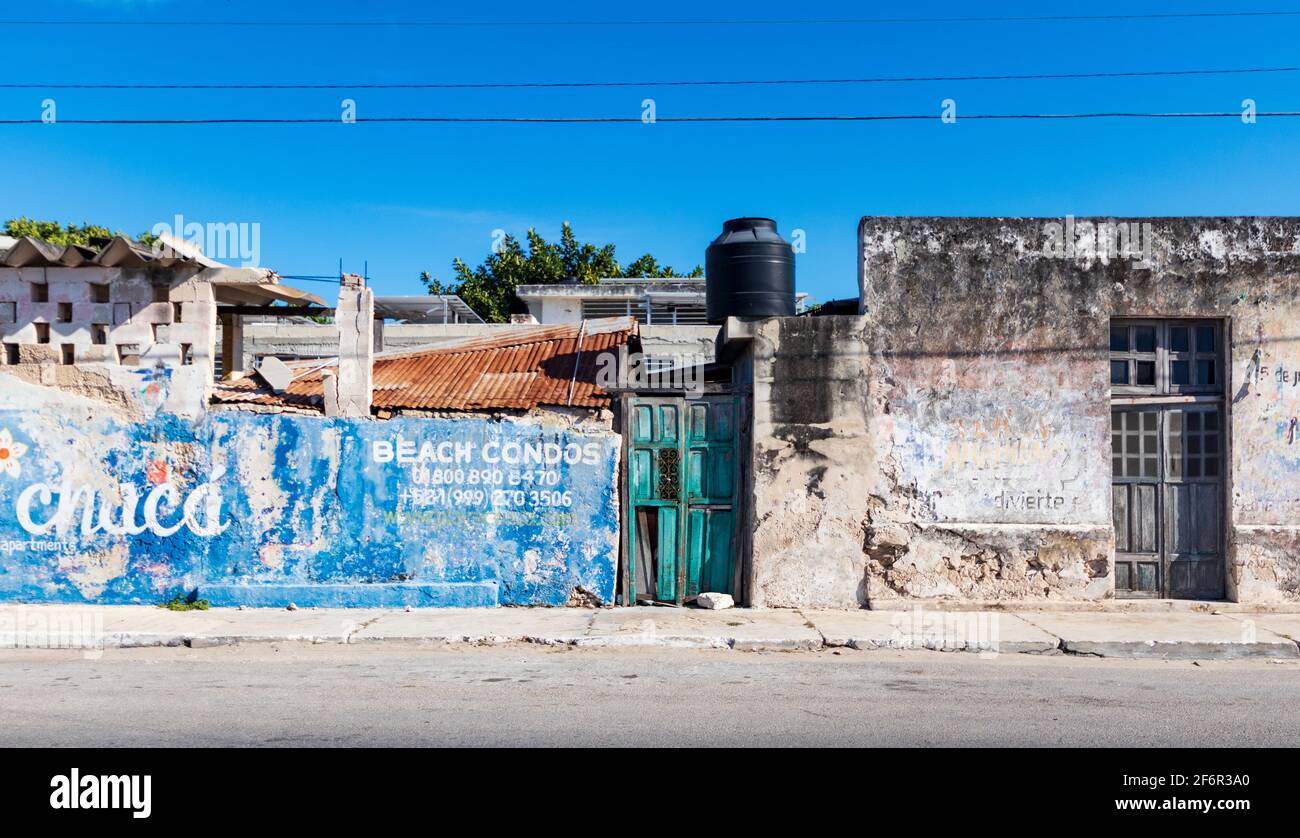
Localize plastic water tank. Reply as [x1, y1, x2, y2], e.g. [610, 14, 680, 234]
[705, 218, 795, 323]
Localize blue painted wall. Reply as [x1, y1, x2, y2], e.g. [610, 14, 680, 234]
[0, 407, 619, 607]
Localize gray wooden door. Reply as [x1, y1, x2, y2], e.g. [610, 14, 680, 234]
[1112, 406, 1224, 599]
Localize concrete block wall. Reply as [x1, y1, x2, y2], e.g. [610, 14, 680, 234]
[0, 265, 214, 418]
[0, 267, 197, 366]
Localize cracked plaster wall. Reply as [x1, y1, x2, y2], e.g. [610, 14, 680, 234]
[749, 218, 1300, 607]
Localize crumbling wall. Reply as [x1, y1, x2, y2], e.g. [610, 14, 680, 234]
[747, 218, 1300, 608]
[0, 265, 214, 418]
[860, 217, 1300, 604]
[1226, 304, 1300, 601]
[0, 381, 621, 607]
[748, 316, 874, 608]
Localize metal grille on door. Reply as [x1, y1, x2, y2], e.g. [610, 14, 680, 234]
[627, 395, 740, 605]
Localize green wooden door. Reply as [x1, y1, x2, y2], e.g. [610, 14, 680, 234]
[627, 395, 740, 604]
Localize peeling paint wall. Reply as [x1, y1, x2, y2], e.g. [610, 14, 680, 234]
[749, 217, 1300, 607]
[1225, 303, 1300, 600]
[0, 379, 620, 607]
[0, 265, 216, 419]
[859, 217, 1300, 604]
[748, 317, 875, 608]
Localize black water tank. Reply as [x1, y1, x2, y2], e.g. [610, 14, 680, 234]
[705, 218, 795, 323]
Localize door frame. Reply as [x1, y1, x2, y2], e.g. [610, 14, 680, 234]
[1109, 316, 1231, 601]
[1110, 403, 1226, 599]
[617, 387, 748, 606]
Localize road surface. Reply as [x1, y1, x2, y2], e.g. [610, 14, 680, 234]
[1, 644, 1297, 746]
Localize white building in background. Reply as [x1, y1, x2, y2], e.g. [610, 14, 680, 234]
[514, 278, 719, 369]
[514, 278, 711, 325]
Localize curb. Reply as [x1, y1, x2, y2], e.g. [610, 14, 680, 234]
[43, 631, 1299, 659]
[1060, 639, 1300, 659]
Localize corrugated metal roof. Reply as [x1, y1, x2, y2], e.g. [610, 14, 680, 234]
[212, 317, 637, 414]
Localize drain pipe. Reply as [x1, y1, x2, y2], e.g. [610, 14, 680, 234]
[566, 320, 588, 407]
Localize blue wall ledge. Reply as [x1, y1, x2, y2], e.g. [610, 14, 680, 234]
[200, 581, 500, 609]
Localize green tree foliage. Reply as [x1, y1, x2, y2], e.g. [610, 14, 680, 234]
[421, 222, 703, 323]
[4, 217, 158, 247]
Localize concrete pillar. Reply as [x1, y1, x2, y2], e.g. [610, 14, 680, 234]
[169, 274, 217, 380]
[327, 274, 373, 418]
[373, 317, 385, 353]
[162, 273, 219, 417]
[219, 312, 245, 377]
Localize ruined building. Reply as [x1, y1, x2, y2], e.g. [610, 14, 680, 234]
[1, 217, 1297, 608]
[737, 217, 1300, 606]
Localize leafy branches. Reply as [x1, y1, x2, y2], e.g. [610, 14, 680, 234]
[3, 217, 159, 247]
[420, 222, 702, 322]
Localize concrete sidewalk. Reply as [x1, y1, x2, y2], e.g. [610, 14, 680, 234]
[1, 604, 1298, 659]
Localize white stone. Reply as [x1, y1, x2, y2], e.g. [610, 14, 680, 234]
[696, 592, 734, 610]
[256, 356, 293, 393]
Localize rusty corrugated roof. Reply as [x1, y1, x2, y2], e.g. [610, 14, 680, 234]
[211, 317, 637, 413]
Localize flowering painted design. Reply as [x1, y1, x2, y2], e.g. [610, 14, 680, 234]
[0, 427, 28, 478]
[135, 365, 170, 411]
[146, 457, 169, 485]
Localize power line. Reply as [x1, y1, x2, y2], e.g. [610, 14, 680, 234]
[2, 112, 1297, 125]
[3, 12, 1300, 27]
[5, 66, 1298, 90]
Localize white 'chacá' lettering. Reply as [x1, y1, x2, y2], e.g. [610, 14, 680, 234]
[16, 480, 228, 539]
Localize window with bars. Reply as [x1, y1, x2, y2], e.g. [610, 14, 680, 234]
[1110, 320, 1222, 395]
[580, 298, 707, 324]
[581, 299, 641, 320]
[1112, 408, 1222, 481]
[1112, 410, 1159, 479]
[1168, 409, 1221, 479]
[648, 304, 708, 325]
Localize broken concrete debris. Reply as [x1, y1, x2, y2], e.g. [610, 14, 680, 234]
[696, 593, 735, 610]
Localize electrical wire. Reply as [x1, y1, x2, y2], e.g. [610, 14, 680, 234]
[5, 66, 1297, 90]
[4, 12, 1300, 27]
[2, 112, 1297, 125]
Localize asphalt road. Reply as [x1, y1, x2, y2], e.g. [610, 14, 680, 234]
[1, 644, 1298, 746]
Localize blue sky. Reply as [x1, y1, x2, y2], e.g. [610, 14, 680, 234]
[3, 1, 1300, 305]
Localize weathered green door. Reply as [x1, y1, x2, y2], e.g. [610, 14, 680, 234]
[627, 395, 740, 604]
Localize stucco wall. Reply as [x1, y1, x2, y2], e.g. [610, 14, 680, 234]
[749, 217, 1300, 607]
[748, 316, 875, 608]
[0, 374, 620, 607]
[640, 325, 717, 364]
[861, 217, 1300, 604]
